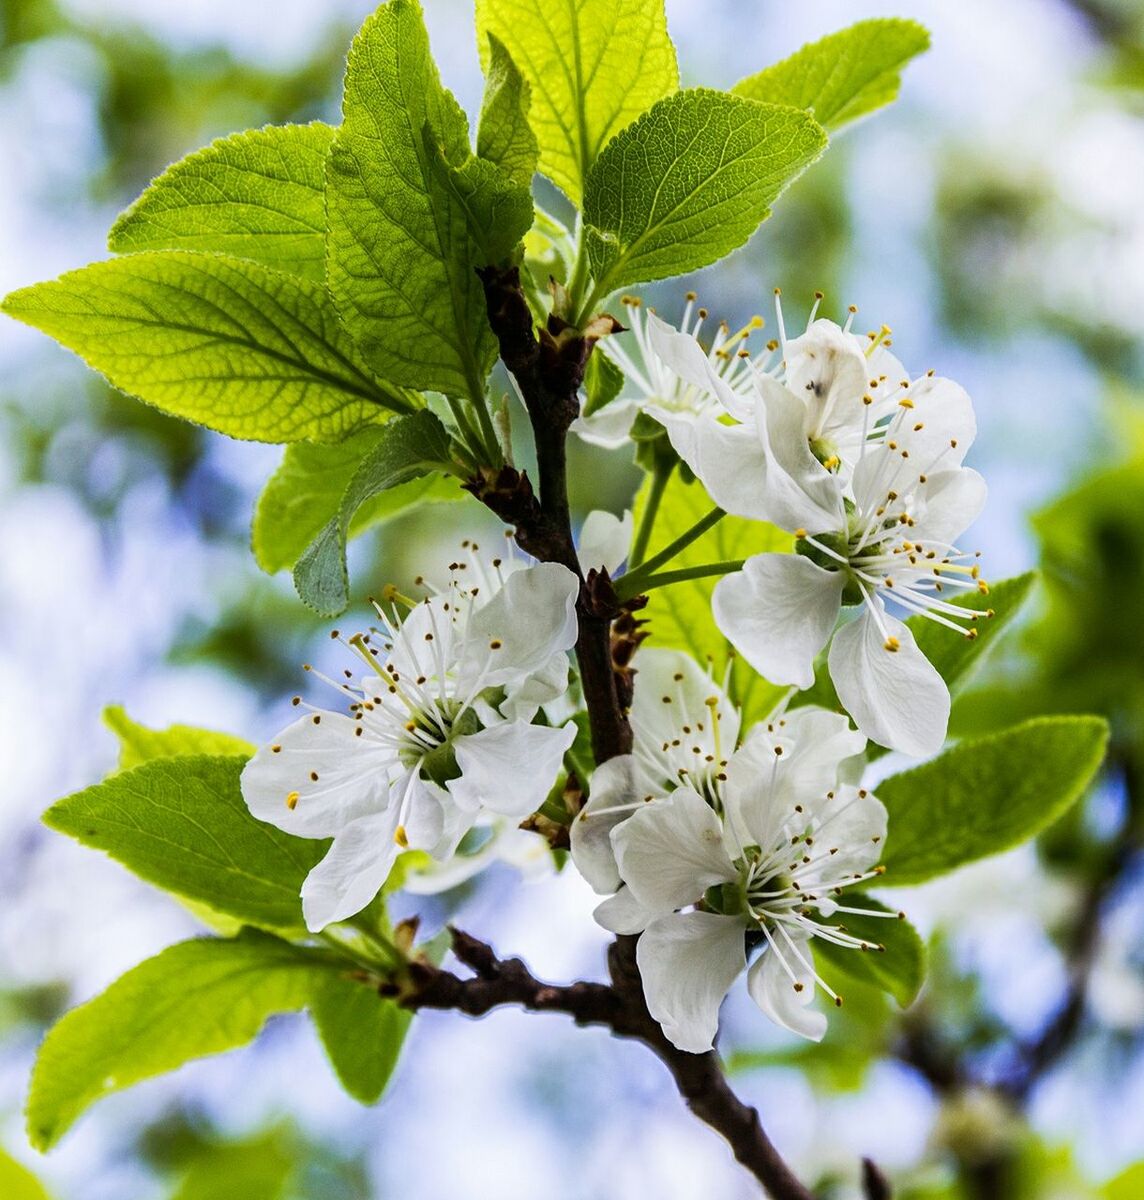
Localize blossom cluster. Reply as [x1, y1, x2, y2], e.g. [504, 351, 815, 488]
[242, 294, 985, 1053]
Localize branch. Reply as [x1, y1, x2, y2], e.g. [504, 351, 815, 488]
[472, 265, 632, 763]
[401, 929, 815, 1200]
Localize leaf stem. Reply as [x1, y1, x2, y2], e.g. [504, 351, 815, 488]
[629, 457, 674, 569]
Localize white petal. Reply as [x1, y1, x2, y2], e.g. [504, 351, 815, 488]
[386, 594, 458, 683]
[713, 553, 844, 688]
[747, 935, 827, 1042]
[784, 319, 869, 444]
[612, 789, 736, 914]
[725, 706, 865, 850]
[649, 409, 773, 521]
[828, 606, 950, 758]
[459, 562, 579, 691]
[570, 754, 641, 894]
[897, 374, 977, 465]
[754, 378, 846, 532]
[630, 647, 740, 774]
[800, 783, 887, 880]
[916, 467, 987, 547]
[594, 884, 658, 935]
[450, 720, 576, 817]
[570, 397, 640, 448]
[499, 651, 571, 722]
[647, 310, 717, 391]
[579, 508, 634, 576]
[300, 810, 400, 931]
[638, 911, 746, 1053]
[241, 712, 394, 838]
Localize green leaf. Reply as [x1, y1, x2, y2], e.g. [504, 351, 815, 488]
[308, 970, 412, 1104]
[1104, 1163, 1144, 1200]
[732, 19, 930, 132]
[813, 896, 925, 1007]
[634, 469, 791, 727]
[108, 123, 334, 281]
[44, 755, 326, 931]
[26, 932, 329, 1150]
[253, 429, 462, 575]
[477, 34, 539, 187]
[2, 252, 411, 443]
[293, 410, 456, 617]
[103, 705, 253, 771]
[875, 716, 1109, 886]
[791, 573, 1036, 727]
[0, 1147, 52, 1200]
[475, 0, 678, 205]
[170, 1131, 294, 1200]
[327, 0, 522, 399]
[423, 128, 534, 264]
[581, 349, 625, 418]
[583, 90, 827, 294]
[914, 572, 1036, 694]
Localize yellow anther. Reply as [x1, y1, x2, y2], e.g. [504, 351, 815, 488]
[977, 580, 990, 595]
[794, 528, 807, 538]
[395, 825, 409, 848]
[898, 397, 914, 409]
[285, 791, 300, 811]
[884, 637, 901, 653]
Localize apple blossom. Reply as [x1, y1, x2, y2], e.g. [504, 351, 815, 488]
[647, 296, 989, 757]
[595, 711, 887, 1052]
[242, 552, 580, 931]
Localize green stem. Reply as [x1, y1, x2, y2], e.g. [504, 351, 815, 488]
[616, 558, 744, 601]
[345, 915, 405, 971]
[572, 274, 611, 330]
[619, 505, 725, 597]
[445, 394, 488, 464]
[629, 458, 674, 569]
[565, 219, 592, 320]
[470, 388, 504, 467]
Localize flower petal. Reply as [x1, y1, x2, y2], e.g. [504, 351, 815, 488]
[784, 319, 869, 444]
[828, 605, 950, 757]
[498, 650, 571, 723]
[917, 467, 987, 547]
[241, 712, 394, 838]
[579, 508, 634, 576]
[637, 911, 746, 1053]
[746, 934, 827, 1042]
[571, 397, 640, 448]
[630, 647, 740, 777]
[754, 378, 846, 532]
[611, 788, 736, 915]
[300, 810, 400, 931]
[450, 720, 576, 817]
[459, 562, 579, 691]
[713, 553, 844, 688]
[594, 884, 658, 935]
[649, 409, 773, 521]
[725, 706, 865, 851]
[570, 754, 641, 894]
[800, 783, 887, 880]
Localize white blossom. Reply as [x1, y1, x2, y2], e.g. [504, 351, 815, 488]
[242, 552, 579, 931]
[649, 295, 989, 757]
[571, 294, 760, 449]
[594, 708, 887, 1053]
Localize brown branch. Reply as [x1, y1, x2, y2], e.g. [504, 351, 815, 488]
[401, 929, 815, 1200]
[472, 265, 632, 764]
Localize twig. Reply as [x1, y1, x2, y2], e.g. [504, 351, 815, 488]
[472, 264, 632, 764]
[401, 929, 815, 1200]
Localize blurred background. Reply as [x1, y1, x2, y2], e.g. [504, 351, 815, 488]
[1, 0, 1143, 1196]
